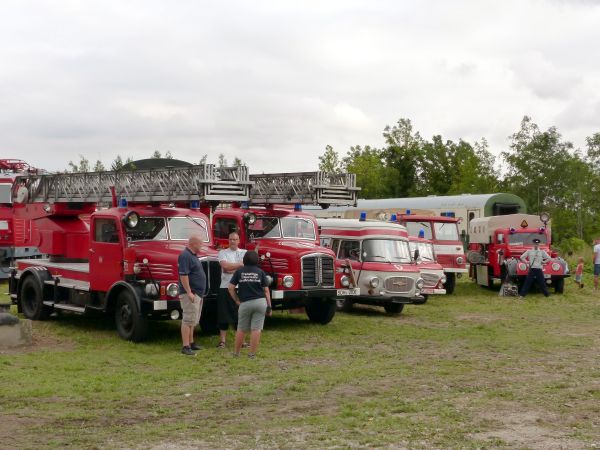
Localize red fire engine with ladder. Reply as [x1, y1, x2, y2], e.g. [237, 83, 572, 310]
[8, 164, 251, 341]
[212, 171, 361, 325]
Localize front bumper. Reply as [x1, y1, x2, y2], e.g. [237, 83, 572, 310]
[443, 268, 468, 273]
[421, 287, 446, 295]
[271, 287, 360, 300]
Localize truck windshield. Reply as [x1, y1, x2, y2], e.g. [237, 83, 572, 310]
[508, 233, 547, 246]
[362, 239, 412, 263]
[248, 217, 281, 239]
[168, 217, 209, 242]
[127, 216, 209, 242]
[281, 217, 316, 240]
[127, 217, 168, 241]
[434, 222, 459, 240]
[405, 221, 433, 239]
[409, 241, 435, 262]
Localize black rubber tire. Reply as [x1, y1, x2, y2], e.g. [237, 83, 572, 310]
[444, 273, 456, 295]
[336, 298, 353, 312]
[554, 278, 565, 294]
[115, 290, 148, 342]
[20, 276, 51, 320]
[305, 298, 336, 324]
[383, 303, 405, 315]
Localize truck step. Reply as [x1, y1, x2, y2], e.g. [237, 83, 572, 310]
[44, 279, 90, 291]
[43, 301, 86, 314]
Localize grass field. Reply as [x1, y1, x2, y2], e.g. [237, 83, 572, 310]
[2, 276, 600, 449]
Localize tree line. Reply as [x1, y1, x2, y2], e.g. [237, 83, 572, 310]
[318, 116, 600, 250]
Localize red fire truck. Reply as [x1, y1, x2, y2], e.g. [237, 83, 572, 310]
[8, 164, 251, 341]
[316, 217, 427, 314]
[407, 235, 447, 297]
[467, 213, 569, 292]
[211, 171, 360, 324]
[396, 212, 467, 294]
[0, 159, 43, 278]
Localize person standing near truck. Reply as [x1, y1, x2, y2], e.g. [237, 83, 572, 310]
[228, 251, 272, 359]
[217, 232, 247, 348]
[518, 238, 551, 298]
[178, 235, 207, 356]
[594, 239, 600, 291]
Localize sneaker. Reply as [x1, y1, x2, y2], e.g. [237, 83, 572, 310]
[217, 341, 226, 349]
[241, 342, 249, 349]
[181, 346, 196, 356]
[190, 342, 202, 351]
[248, 353, 256, 359]
[231, 352, 240, 358]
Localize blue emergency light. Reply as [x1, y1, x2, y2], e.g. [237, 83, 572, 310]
[406, 209, 411, 215]
[390, 214, 397, 222]
[419, 228, 425, 238]
[119, 198, 128, 208]
[294, 203, 302, 211]
[190, 200, 200, 209]
[359, 212, 367, 221]
[241, 201, 249, 209]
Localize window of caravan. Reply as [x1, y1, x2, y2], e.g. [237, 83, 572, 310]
[405, 221, 432, 239]
[363, 239, 412, 263]
[508, 233, 547, 246]
[434, 222, 459, 241]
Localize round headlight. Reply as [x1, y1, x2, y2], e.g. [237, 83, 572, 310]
[551, 262, 561, 271]
[340, 275, 350, 287]
[440, 274, 447, 285]
[416, 278, 424, 290]
[369, 277, 380, 288]
[456, 256, 464, 265]
[124, 211, 139, 228]
[282, 275, 294, 288]
[518, 262, 527, 271]
[166, 283, 179, 298]
[170, 310, 180, 320]
[145, 283, 158, 296]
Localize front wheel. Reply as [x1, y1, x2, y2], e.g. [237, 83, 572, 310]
[444, 273, 456, 294]
[383, 303, 404, 315]
[20, 276, 51, 320]
[115, 290, 148, 342]
[554, 278, 565, 294]
[306, 298, 336, 324]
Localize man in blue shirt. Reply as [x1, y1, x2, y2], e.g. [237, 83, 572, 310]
[178, 235, 207, 356]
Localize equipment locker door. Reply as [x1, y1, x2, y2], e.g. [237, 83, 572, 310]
[90, 217, 124, 291]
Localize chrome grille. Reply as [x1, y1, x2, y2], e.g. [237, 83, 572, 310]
[201, 259, 221, 297]
[421, 272, 441, 288]
[301, 254, 335, 288]
[384, 276, 414, 293]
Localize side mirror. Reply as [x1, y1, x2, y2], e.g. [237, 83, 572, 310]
[123, 211, 140, 228]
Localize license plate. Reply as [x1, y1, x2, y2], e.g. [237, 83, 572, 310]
[337, 288, 360, 296]
[421, 288, 434, 294]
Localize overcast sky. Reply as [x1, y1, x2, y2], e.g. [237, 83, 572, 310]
[1, 0, 599, 173]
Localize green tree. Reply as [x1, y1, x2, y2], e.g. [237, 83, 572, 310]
[68, 155, 90, 173]
[151, 150, 162, 159]
[111, 156, 124, 171]
[382, 118, 423, 197]
[342, 145, 389, 198]
[233, 157, 243, 167]
[164, 150, 174, 159]
[93, 160, 105, 172]
[318, 145, 343, 173]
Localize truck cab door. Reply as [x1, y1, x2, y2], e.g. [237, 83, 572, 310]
[90, 217, 124, 292]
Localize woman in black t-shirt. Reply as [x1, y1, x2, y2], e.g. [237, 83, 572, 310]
[228, 251, 272, 358]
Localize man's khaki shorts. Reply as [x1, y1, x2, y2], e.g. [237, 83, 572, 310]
[179, 294, 203, 326]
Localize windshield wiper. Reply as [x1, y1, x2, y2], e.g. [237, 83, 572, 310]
[185, 215, 207, 231]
